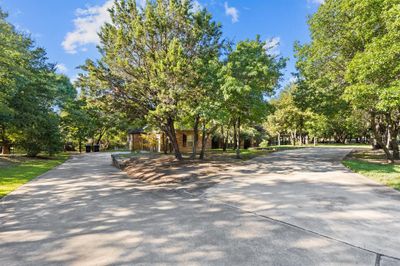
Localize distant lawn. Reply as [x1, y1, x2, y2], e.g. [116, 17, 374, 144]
[0, 153, 70, 198]
[268, 143, 370, 149]
[343, 160, 400, 191]
[210, 144, 369, 161]
[316, 143, 370, 148]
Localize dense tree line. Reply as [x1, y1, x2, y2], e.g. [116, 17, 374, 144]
[0, 8, 129, 156]
[0, 9, 73, 156]
[265, 84, 369, 146]
[266, 0, 400, 163]
[4, 0, 397, 162]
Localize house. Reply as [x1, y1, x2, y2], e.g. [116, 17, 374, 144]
[128, 128, 211, 153]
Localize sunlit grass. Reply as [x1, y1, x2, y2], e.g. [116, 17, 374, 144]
[343, 160, 400, 191]
[268, 143, 370, 149]
[0, 153, 70, 198]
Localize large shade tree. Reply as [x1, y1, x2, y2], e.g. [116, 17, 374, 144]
[0, 9, 74, 156]
[79, 0, 223, 160]
[221, 36, 286, 158]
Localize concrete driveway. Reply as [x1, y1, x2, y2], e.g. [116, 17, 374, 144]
[1, 149, 400, 265]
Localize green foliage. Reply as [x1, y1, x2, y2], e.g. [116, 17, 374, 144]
[61, 98, 92, 151]
[266, 84, 313, 140]
[79, 0, 223, 159]
[294, 0, 400, 159]
[0, 153, 69, 197]
[259, 140, 269, 148]
[343, 160, 400, 191]
[20, 113, 62, 157]
[221, 36, 286, 125]
[343, 0, 400, 113]
[220, 36, 286, 156]
[0, 8, 75, 156]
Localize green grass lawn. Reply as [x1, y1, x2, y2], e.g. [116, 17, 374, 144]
[343, 160, 400, 191]
[316, 143, 370, 148]
[0, 153, 70, 198]
[210, 144, 366, 161]
[268, 143, 370, 149]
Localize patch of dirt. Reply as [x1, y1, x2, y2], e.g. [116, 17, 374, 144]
[122, 154, 240, 193]
[346, 149, 400, 165]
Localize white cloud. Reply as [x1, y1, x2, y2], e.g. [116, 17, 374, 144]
[56, 63, 68, 74]
[137, 0, 146, 9]
[307, 0, 325, 4]
[288, 76, 298, 84]
[263, 37, 281, 56]
[62, 0, 114, 54]
[224, 2, 239, 23]
[192, 0, 203, 12]
[70, 74, 79, 84]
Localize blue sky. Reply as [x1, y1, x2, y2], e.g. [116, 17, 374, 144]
[0, 0, 322, 87]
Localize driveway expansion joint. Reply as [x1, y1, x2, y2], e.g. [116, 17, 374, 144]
[375, 254, 382, 266]
[180, 187, 400, 263]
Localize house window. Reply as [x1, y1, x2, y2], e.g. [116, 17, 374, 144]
[182, 133, 187, 147]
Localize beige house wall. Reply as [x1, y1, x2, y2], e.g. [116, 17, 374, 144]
[129, 130, 211, 153]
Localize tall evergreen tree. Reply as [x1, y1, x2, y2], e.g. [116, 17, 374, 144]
[80, 0, 223, 160]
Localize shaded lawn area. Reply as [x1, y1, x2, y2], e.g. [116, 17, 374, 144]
[210, 143, 367, 160]
[0, 153, 70, 198]
[268, 143, 370, 149]
[314, 143, 370, 148]
[343, 159, 400, 191]
[210, 146, 311, 160]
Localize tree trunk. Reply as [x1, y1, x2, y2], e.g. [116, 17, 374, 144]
[1, 125, 10, 155]
[236, 117, 241, 159]
[371, 113, 393, 163]
[372, 138, 381, 150]
[199, 122, 207, 160]
[79, 138, 82, 153]
[233, 121, 237, 150]
[190, 115, 200, 159]
[299, 132, 303, 146]
[1, 143, 10, 155]
[291, 131, 297, 146]
[314, 137, 317, 146]
[163, 134, 168, 154]
[96, 129, 106, 145]
[221, 125, 227, 152]
[386, 128, 391, 149]
[389, 125, 399, 160]
[278, 132, 281, 146]
[391, 135, 399, 160]
[165, 118, 183, 160]
[385, 113, 400, 160]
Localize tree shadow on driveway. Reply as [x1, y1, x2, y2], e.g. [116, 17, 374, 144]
[0, 151, 398, 265]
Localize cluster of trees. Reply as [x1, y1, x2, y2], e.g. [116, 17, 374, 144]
[266, 84, 369, 146]
[4, 0, 397, 162]
[79, 0, 286, 160]
[0, 9, 74, 156]
[267, 0, 400, 163]
[0, 8, 129, 156]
